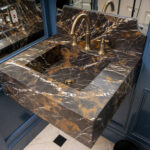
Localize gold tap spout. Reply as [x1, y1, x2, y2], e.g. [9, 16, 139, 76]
[102, 0, 115, 13]
[70, 13, 91, 51]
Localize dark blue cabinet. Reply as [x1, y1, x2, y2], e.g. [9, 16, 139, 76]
[103, 86, 135, 142]
[127, 26, 150, 150]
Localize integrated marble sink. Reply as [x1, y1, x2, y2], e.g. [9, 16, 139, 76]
[0, 6, 146, 148]
[26, 44, 111, 90]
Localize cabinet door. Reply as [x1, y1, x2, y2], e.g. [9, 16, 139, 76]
[111, 88, 135, 130]
[126, 26, 150, 149]
[131, 87, 150, 140]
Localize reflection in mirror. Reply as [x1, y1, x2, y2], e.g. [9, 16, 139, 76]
[0, 0, 44, 59]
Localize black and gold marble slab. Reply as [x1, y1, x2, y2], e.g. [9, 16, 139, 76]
[0, 6, 146, 148]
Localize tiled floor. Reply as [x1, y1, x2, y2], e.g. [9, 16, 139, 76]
[24, 124, 114, 150]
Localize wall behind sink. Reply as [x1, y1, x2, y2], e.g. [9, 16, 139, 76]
[97, 0, 150, 34]
[57, 0, 149, 34]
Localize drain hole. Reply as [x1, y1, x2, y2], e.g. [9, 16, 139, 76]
[53, 135, 67, 147]
[65, 79, 75, 85]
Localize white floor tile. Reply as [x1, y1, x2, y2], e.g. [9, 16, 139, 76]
[24, 142, 61, 150]
[24, 124, 114, 150]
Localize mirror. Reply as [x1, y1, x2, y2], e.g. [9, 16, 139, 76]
[0, 0, 44, 59]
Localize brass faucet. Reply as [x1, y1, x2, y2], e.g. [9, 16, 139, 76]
[98, 1, 115, 55]
[102, 0, 115, 13]
[70, 13, 91, 51]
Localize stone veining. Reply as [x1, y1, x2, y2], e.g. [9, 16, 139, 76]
[0, 6, 146, 148]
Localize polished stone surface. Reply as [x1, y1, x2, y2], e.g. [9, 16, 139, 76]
[0, 6, 146, 148]
[0, 0, 43, 59]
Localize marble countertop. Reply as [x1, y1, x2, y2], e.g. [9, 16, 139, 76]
[0, 6, 146, 148]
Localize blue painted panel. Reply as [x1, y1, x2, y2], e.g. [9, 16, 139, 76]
[143, 25, 150, 69]
[121, 25, 150, 149]
[41, 0, 57, 36]
[133, 88, 150, 140]
[103, 87, 135, 142]
[111, 87, 135, 129]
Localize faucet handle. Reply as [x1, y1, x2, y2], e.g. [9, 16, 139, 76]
[98, 38, 105, 55]
[85, 31, 90, 51]
[71, 33, 77, 46]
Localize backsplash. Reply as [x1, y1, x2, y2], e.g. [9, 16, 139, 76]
[57, 6, 145, 53]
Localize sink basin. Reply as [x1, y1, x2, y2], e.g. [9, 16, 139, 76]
[26, 44, 111, 90]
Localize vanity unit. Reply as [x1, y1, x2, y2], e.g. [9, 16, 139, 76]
[0, 5, 146, 148]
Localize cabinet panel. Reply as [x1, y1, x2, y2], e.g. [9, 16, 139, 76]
[133, 88, 150, 140]
[126, 26, 150, 149]
[111, 88, 134, 128]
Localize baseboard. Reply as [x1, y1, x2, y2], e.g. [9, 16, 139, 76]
[102, 123, 126, 143]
